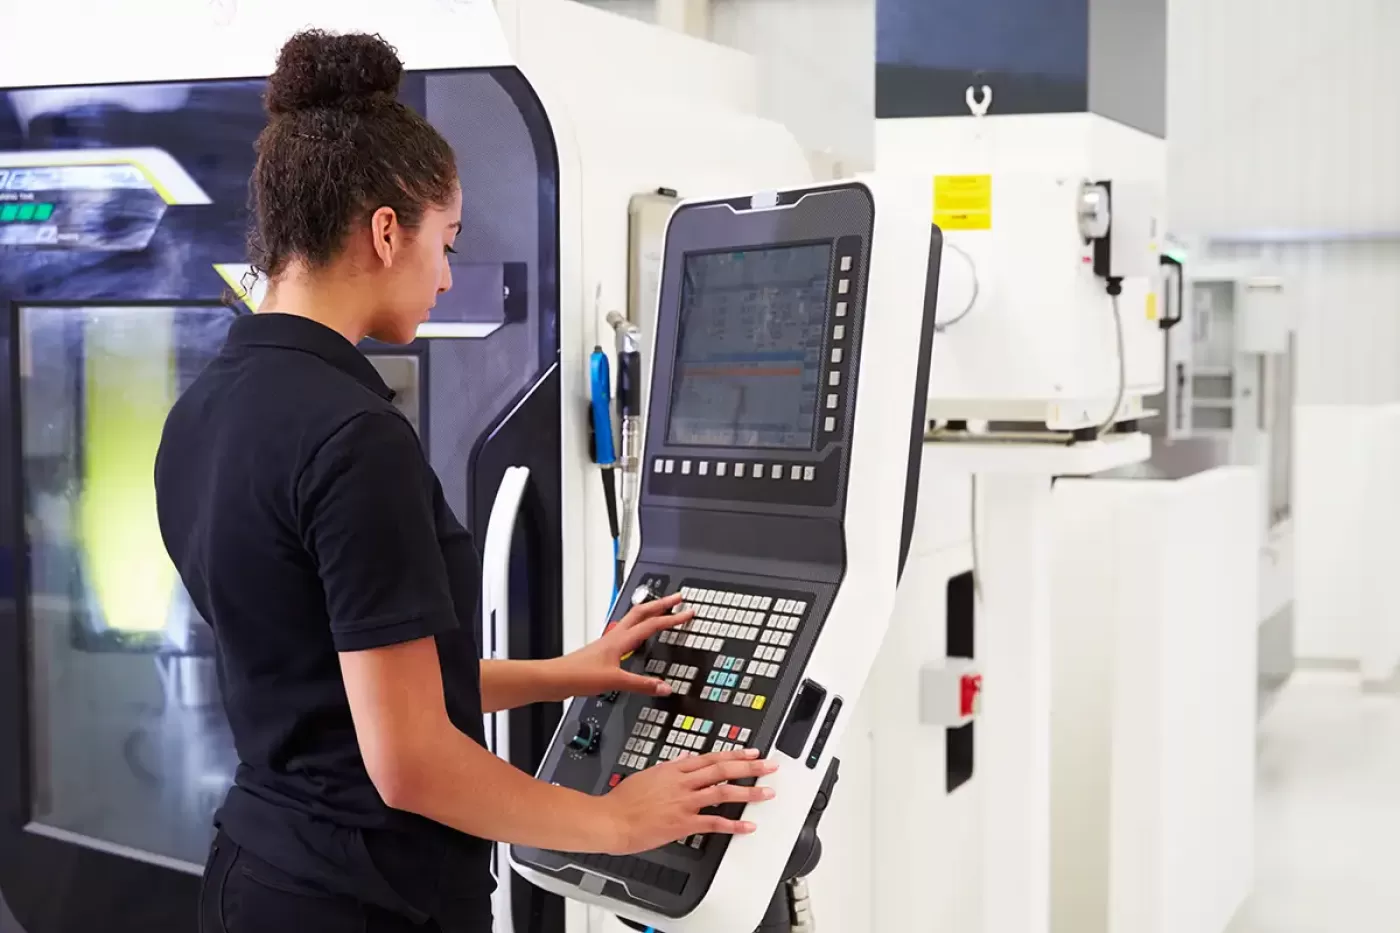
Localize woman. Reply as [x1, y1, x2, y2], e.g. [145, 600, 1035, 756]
[154, 29, 776, 933]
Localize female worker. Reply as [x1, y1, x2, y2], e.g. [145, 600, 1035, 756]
[154, 29, 776, 933]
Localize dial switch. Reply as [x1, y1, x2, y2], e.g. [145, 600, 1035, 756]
[631, 579, 663, 607]
[568, 719, 602, 756]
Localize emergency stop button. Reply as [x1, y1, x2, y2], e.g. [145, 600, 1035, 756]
[960, 673, 983, 718]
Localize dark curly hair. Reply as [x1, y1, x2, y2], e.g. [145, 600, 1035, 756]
[248, 30, 458, 280]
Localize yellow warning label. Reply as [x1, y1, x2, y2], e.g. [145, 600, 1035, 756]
[1146, 292, 1158, 321]
[933, 175, 992, 230]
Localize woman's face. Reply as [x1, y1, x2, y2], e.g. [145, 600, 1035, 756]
[365, 184, 464, 345]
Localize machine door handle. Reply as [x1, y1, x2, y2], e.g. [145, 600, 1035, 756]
[480, 464, 530, 933]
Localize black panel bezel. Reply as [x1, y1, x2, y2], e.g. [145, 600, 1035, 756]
[641, 185, 874, 517]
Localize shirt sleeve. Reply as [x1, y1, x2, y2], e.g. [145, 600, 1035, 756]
[296, 410, 460, 652]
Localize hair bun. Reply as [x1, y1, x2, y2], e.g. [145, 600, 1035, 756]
[265, 29, 404, 116]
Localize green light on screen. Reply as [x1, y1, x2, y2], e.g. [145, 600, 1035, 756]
[16, 203, 35, 221]
[0, 204, 16, 222]
[35, 203, 54, 221]
[77, 311, 179, 634]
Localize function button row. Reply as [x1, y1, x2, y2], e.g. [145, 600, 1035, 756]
[659, 631, 728, 651]
[745, 659, 781, 679]
[766, 615, 801, 631]
[667, 730, 708, 751]
[631, 721, 663, 740]
[638, 707, 671, 727]
[755, 645, 788, 664]
[624, 737, 657, 756]
[681, 589, 773, 611]
[691, 604, 765, 625]
[717, 723, 752, 743]
[653, 459, 817, 482]
[660, 745, 700, 761]
[673, 715, 713, 734]
[760, 630, 795, 647]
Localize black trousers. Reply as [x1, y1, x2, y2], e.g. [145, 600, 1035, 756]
[200, 831, 473, 933]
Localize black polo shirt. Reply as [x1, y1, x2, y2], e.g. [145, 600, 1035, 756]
[154, 312, 493, 924]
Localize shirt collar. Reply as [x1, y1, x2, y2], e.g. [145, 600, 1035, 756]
[225, 312, 396, 401]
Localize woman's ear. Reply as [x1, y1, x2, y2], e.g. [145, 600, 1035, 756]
[369, 206, 400, 268]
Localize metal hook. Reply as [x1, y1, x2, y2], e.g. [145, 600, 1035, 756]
[966, 84, 992, 117]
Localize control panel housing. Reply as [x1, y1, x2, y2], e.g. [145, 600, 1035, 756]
[512, 179, 942, 932]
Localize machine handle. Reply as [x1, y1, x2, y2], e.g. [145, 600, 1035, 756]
[1159, 255, 1185, 331]
[481, 464, 531, 933]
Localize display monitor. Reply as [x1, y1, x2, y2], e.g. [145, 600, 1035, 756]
[665, 243, 832, 450]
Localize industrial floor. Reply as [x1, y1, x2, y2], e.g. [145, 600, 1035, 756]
[1230, 670, 1400, 933]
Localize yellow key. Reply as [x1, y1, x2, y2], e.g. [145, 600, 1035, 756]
[752, 696, 766, 711]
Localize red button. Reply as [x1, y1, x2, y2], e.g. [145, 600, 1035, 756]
[960, 674, 982, 717]
[609, 773, 622, 787]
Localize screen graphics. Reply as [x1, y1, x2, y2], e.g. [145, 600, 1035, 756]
[665, 243, 832, 451]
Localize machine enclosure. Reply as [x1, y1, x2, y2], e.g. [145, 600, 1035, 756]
[877, 113, 1167, 431]
[510, 175, 940, 932]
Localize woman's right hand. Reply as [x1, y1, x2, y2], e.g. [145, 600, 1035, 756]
[595, 747, 778, 854]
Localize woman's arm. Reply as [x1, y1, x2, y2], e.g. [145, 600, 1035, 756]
[479, 658, 571, 713]
[479, 594, 693, 713]
[341, 635, 776, 854]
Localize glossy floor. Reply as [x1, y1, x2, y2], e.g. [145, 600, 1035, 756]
[1230, 670, 1400, 932]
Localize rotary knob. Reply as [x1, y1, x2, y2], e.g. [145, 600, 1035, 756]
[568, 720, 601, 755]
[631, 579, 663, 607]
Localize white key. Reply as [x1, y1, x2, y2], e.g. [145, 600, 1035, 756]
[826, 394, 839, 409]
[824, 417, 836, 432]
[840, 256, 852, 271]
[794, 601, 808, 614]
[775, 648, 787, 662]
[654, 459, 665, 473]
[832, 348, 843, 364]
[838, 279, 849, 294]
[664, 459, 675, 473]
[735, 463, 746, 477]
[681, 460, 692, 475]
[754, 464, 765, 479]
[717, 462, 728, 477]
[829, 371, 840, 387]
[804, 466, 816, 481]
[699, 461, 709, 476]
[780, 632, 793, 646]
[834, 325, 846, 340]
[760, 596, 773, 610]
[835, 301, 848, 317]
[773, 465, 785, 479]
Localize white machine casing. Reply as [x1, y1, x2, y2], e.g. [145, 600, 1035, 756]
[511, 174, 940, 933]
[877, 113, 1166, 431]
[5, 5, 818, 933]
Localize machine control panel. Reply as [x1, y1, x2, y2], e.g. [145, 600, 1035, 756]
[517, 568, 832, 906]
[511, 180, 942, 932]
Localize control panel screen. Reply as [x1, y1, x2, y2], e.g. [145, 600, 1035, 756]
[666, 243, 832, 450]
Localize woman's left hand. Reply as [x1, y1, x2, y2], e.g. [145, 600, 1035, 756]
[557, 593, 694, 698]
